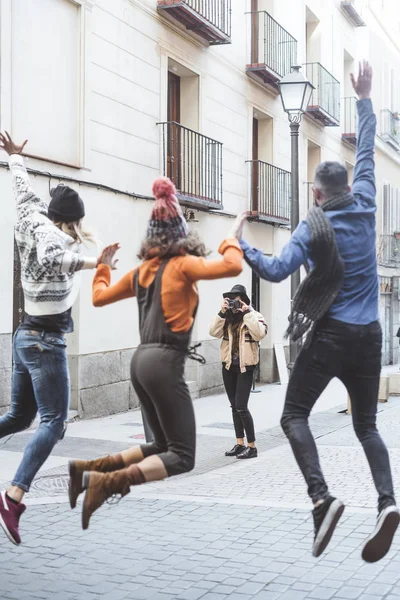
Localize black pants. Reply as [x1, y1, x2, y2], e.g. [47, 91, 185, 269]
[131, 345, 196, 477]
[281, 318, 395, 512]
[222, 366, 256, 443]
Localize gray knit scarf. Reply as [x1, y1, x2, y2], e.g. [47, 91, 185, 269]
[285, 191, 354, 347]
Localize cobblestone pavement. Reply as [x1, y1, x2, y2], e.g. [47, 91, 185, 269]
[2, 394, 400, 600]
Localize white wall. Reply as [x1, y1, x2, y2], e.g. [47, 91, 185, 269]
[1, 0, 400, 383]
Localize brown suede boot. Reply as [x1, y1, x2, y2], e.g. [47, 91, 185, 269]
[68, 454, 125, 509]
[81, 465, 145, 530]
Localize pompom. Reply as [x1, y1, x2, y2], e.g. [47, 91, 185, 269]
[152, 177, 176, 200]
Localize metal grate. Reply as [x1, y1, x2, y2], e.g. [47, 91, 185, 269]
[247, 160, 291, 225]
[378, 235, 400, 268]
[157, 0, 231, 45]
[247, 11, 297, 80]
[159, 121, 223, 208]
[31, 474, 69, 494]
[304, 62, 340, 126]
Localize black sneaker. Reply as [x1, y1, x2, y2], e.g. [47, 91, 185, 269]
[237, 447, 258, 459]
[362, 506, 400, 563]
[225, 444, 245, 457]
[312, 496, 345, 557]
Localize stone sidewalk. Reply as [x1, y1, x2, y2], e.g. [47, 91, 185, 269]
[2, 384, 400, 600]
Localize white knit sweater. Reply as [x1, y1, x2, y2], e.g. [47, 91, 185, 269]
[11, 154, 96, 316]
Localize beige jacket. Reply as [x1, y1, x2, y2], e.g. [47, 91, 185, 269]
[209, 308, 268, 373]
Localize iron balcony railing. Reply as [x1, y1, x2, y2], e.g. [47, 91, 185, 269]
[157, 0, 231, 44]
[159, 121, 223, 208]
[304, 62, 340, 126]
[378, 235, 400, 267]
[381, 109, 400, 151]
[247, 11, 297, 81]
[342, 96, 358, 146]
[248, 160, 290, 225]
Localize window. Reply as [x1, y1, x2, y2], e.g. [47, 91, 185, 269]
[11, 0, 81, 166]
[382, 183, 400, 235]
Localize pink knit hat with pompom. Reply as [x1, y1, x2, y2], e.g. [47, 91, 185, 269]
[147, 177, 189, 242]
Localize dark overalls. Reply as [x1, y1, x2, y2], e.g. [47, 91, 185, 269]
[131, 260, 196, 476]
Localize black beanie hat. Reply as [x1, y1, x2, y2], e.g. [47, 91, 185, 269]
[48, 185, 85, 223]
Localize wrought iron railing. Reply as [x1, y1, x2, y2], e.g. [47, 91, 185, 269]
[167, 0, 232, 39]
[248, 160, 290, 224]
[381, 109, 400, 150]
[378, 235, 400, 267]
[159, 121, 223, 207]
[304, 62, 340, 125]
[247, 11, 297, 78]
[342, 96, 358, 142]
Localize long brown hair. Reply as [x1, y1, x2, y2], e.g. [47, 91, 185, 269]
[223, 312, 244, 357]
[138, 231, 210, 260]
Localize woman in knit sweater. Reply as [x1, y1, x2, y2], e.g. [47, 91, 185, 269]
[68, 177, 243, 530]
[0, 133, 100, 546]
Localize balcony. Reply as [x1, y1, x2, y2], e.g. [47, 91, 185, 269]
[158, 121, 223, 209]
[247, 160, 290, 225]
[304, 63, 340, 126]
[342, 96, 358, 148]
[157, 0, 231, 45]
[341, 1, 366, 27]
[246, 11, 297, 91]
[381, 109, 400, 151]
[378, 235, 400, 268]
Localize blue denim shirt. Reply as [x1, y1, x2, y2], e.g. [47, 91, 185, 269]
[240, 99, 379, 325]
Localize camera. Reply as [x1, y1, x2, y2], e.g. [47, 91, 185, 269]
[228, 299, 242, 310]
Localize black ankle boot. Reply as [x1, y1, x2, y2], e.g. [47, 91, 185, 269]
[237, 446, 257, 459]
[225, 444, 245, 457]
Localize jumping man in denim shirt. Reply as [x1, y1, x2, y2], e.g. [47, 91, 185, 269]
[233, 62, 399, 562]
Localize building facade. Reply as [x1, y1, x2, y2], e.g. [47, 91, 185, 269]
[0, 0, 399, 417]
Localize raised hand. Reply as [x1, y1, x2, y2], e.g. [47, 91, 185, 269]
[0, 131, 28, 156]
[221, 298, 230, 314]
[97, 243, 120, 269]
[239, 299, 250, 313]
[350, 60, 372, 100]
[228, 212, 249, 239]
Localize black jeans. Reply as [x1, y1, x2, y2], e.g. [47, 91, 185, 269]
[281, 319, 395, 512]
[222, 366, 256, 443]
[131, 345, 196, 477]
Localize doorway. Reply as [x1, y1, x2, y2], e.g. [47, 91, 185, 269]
[167, 71, 181, 188]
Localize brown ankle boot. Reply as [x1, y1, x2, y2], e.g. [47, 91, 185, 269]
[68, 454, 125, 509]
[81, 465, 145, 530]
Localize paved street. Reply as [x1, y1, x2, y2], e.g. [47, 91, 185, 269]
[2, 379, 400, 600]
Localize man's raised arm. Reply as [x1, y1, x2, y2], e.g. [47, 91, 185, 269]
[351, 61, 376, 205]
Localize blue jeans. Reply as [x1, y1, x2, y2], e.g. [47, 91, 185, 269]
[0, 328, 70, 492]
[281, 319, 395, 513]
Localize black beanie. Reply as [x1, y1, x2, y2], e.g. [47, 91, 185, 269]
[48, 185, 85, 223]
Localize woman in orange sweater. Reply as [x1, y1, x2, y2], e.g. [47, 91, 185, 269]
[68, 178, 243, 529]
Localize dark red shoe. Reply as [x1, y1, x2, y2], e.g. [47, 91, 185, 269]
[0, 491, 26, 545]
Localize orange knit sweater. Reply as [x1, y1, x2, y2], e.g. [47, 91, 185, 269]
[92, 238, 243, 333]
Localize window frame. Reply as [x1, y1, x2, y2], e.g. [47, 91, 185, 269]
[0, 0, 93, 169]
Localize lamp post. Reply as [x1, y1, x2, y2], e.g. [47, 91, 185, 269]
[277, 66, 314, 367]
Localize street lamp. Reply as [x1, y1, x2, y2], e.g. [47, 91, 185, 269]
[277, 66, 314, 367]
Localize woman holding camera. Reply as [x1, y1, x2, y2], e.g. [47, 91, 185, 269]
[210, 285, 267, 459]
